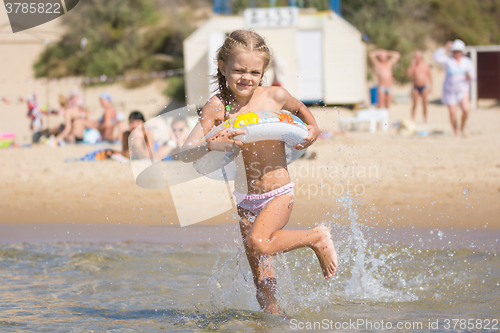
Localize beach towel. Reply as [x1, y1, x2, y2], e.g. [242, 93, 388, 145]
[66, 148, 120, 162]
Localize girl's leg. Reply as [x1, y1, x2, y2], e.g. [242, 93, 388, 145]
[245, 194, 338, 278]
[239, 212, 279, 314]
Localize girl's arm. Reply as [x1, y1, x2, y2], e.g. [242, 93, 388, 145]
[274, 87, 319, 150]
[178, 96, 245, 162]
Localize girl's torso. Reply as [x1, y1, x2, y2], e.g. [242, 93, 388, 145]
[217, 87, 291, 194]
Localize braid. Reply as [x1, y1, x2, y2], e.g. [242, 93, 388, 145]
[216, 68, 232, 108]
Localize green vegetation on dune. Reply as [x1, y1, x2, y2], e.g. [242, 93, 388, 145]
[33, 0, 209, 79]
[34, 0, 499, 86]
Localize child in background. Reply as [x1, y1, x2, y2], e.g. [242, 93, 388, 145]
[121, 111, 155, 159]
[183, 30, 338, 314]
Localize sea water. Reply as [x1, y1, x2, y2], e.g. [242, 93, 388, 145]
[1, 197, 499, 332]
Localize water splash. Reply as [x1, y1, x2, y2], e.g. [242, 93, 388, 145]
[208, 227, 259, 313]
[335, 193, 414, 301]
[208, 193, 417, 316]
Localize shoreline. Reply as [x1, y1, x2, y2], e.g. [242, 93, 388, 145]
[1, 223, 497, 253]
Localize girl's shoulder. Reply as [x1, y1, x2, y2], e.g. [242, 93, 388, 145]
[257, 86, 291, 104]
[200, 94, 226, 120]
[202, 94, 224, 111]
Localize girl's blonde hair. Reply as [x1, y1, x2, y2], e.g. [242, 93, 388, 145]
[215, 30, 272, 109]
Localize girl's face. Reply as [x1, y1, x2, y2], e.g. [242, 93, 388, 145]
[220, 50, 265, 100]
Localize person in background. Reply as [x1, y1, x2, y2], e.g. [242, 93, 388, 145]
[121, 111, 155, 159]
[369, 49, 401, 109]
[97, 92, 118, 141]
[433, 40, 476, 137]
[153, 117, 190, 160]
[406, 51, 433, 123]
[69, 89, 84, 110]
[26, 94, 45, 133]
[55, 95, 95, 143]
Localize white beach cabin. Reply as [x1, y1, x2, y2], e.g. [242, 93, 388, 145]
[183, 6, 367, 107]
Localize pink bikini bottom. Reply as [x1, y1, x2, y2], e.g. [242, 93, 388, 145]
[233, 182, 295, 216]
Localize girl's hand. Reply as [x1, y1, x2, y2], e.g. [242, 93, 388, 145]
[445, 41, 453, 50]
[207, 128, 246, 152]
[295, 124, 319, 150]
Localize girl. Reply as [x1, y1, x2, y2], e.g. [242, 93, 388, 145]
[184, 30, 338, 315]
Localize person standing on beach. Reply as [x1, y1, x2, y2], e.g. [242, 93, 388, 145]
[406, 51, 433, 123]
[433, 40, 476, 137]
[369, 49, 401, 109]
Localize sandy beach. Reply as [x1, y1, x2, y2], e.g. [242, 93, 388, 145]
[1, 101, 499, 230]
[1, 7, 499, 231]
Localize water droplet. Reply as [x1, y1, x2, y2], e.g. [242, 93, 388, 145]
[463, 188, 468, 196]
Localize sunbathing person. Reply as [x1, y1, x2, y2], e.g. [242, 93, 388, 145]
[121, 111, 155, 159]
[369, 49, 401, 109]
[97, 92, 118, 142]
[153, 117, 190, 160]
[56, 95, 96, 144]
[67, 111, 152, 162]
[406, 51, 432, 123]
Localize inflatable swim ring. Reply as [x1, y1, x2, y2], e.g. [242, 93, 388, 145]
[193, 110, 309, 177]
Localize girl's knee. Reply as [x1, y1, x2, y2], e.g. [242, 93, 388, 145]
[246, 234, 271, 256]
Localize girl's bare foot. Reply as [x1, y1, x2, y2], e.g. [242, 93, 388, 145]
[310, 225, 338, 279]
